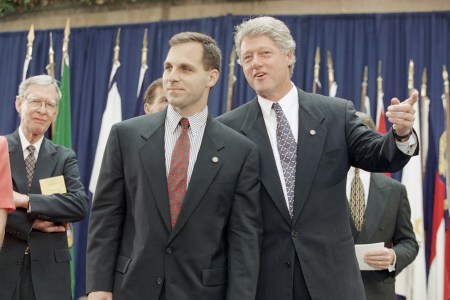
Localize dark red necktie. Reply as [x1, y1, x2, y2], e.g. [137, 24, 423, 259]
[168, 117, 190, 228]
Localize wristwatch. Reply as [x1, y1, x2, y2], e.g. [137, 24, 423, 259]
[392, 126, 412, 142]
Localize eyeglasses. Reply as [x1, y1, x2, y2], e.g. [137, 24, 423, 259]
[23, 95, 59, 112]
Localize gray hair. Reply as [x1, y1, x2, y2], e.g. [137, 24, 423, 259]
[234, 16, 297, 76]
[18, 75, 62, 101]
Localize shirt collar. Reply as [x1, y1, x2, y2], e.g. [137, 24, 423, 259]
[166, 104, 208, 134]
[258, 83, 298, 117]
[18, 126, 44, 155]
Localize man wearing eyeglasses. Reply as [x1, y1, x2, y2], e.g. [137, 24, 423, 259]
[0, 75, 89, 300]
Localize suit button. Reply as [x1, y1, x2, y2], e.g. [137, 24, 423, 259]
[156, 277, 163, 285]
[291, 231, 299, 238]
[166, 248, 173, 254]
[285, 261, 291, 268]
[17, 259, 22, 265]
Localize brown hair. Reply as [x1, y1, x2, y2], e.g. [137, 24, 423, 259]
[143, 78, 163, 105]
[169, 32, 222, 72]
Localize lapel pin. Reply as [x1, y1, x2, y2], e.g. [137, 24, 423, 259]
[212, 157, 219, 163]
[310, 129, 316, 136]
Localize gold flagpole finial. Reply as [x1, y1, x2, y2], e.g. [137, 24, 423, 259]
[63, 18, 71, 56]
[408, 59, 414, 94]
[141, 29, 148, 67]
[113, 28, 121, 64]
[26, 24, 35, 60]
[360, 66, 368, 113]
[313, 47, 320, 94]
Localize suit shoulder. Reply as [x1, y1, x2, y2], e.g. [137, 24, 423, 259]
[216, 100, 253, 126]
[211, 118, 255, 148]
[372, 173, 405, 189]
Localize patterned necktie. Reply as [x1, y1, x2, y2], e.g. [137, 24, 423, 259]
[273, 102, 297, 218]
[25, 145, 36, 190]
[350, 168, 365, 231]
[168, 118, 190, 228]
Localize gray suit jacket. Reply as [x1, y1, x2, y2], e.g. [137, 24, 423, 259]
[86, 110, 262, 299]
[351, 173, 418, 300]
[218, 88, 417, 300]
[0, 130, 89, 300]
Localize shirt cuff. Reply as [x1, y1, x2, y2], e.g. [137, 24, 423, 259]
[388, 248, 397, 272]
[395, 131, 417, 156]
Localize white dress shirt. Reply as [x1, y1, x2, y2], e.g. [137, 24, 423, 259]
[164, 104, 207, 187]
[258, 83, 298, 210]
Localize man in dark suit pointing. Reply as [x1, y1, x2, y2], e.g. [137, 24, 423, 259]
[87, 32, 262, 300]
[218, 16, 418, 300]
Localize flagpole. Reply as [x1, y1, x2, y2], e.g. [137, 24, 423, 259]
[312, 47, 320, 94]
[377, 61, 383, 107]
[420, 68, 429, 179]
[361, 66, 368, 113]
[48, 32, 56, 137]
[62, 18, 70, 75]
[136, 28, 148, 98]
[226, 45, 236, 112]
[23, 24, 35, 81]
[408, 59, 414, 96]
[327, 51, 337, 97]
[47, 32, 55, 79]
[113, 28, 121, 65]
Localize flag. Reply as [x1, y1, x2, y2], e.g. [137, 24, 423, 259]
[375, 90, 391, 177]
[51, 51, 76, 297]
[364, 95, 371, 118]
[424, 94, 447, 300]
[396, 100, 427, 299]
[53, 56, 72, 148]
[313, 79, 322, 95]
[134, 64, 149, 116]
[329, 81, 338, 97]
[89, 61, 122, 196]
[376, 91, 387, 134]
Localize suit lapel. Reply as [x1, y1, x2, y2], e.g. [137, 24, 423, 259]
[169, 117, 224, 241]
[292, 90, 326, 224]
[357, 174, 390, 243]
[241, 99, 291, 224]
[139, 112, 172, 233]
[31, 138, 57, 193]
[8, 131, 28, 193]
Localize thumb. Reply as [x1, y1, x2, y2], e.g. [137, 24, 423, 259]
[404, 89, 419, 105]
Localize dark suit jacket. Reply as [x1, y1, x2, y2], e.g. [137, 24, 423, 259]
[350, 173, 418, 300]
[0, 131, 89, 300]
[86, 111, 262, 299]
[217, 89, 417, 300]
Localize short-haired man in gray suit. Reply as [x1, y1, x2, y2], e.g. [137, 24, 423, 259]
[87, 32, 262, 300]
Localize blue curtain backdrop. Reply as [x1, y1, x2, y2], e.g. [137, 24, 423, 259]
[0, 12, 449, 298]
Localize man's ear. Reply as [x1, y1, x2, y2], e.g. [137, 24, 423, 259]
[15, 96, 22, 114]
[207, 69, 219, 88]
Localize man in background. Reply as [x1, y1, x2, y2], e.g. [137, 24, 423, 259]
[218, 16, 418, 299]
[143, 78, 168, 114]
[348, 112, 418, 300]
[0, 75, 89, 300]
